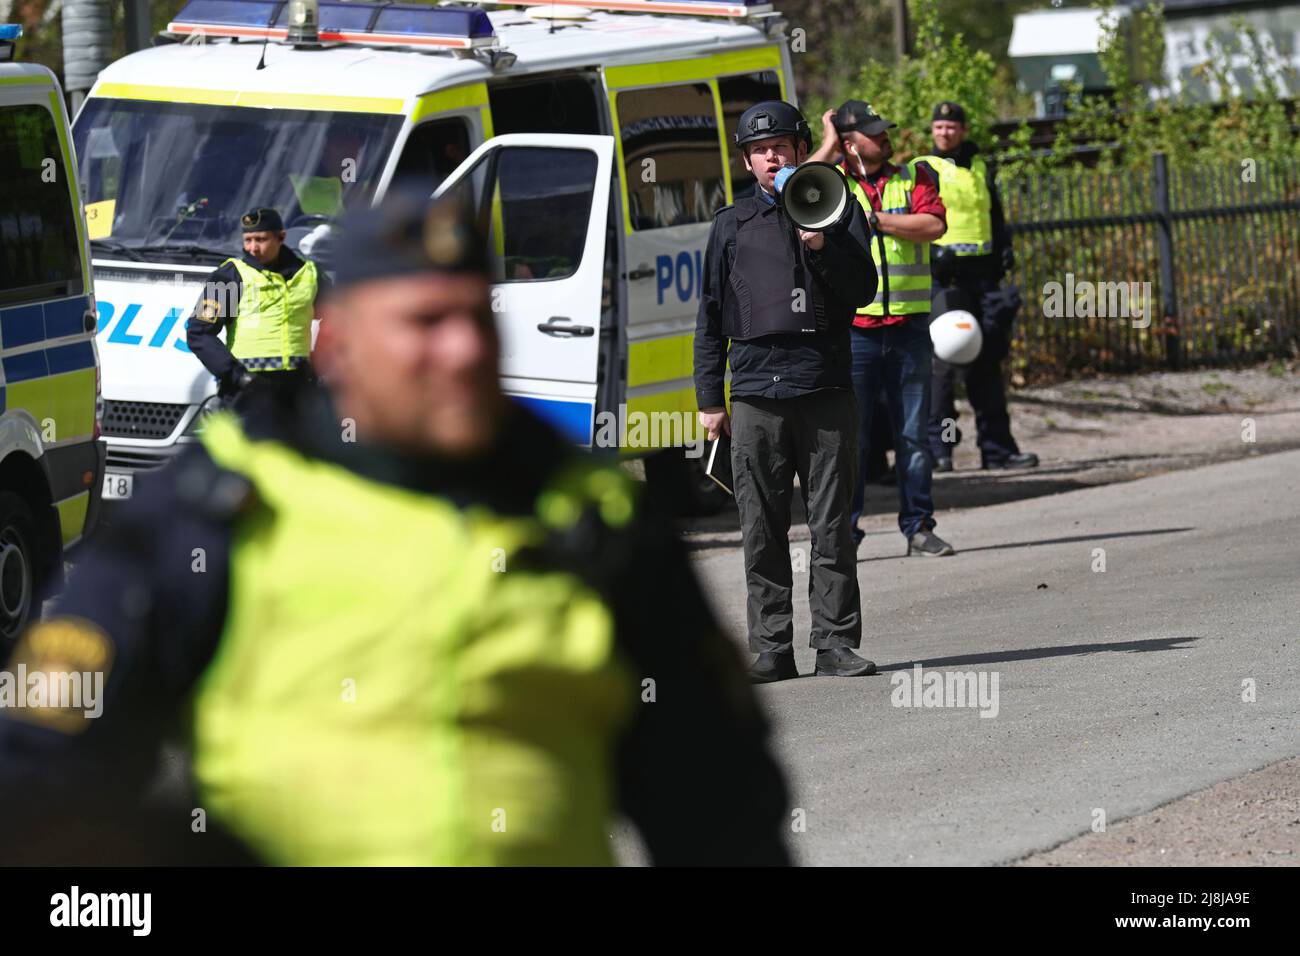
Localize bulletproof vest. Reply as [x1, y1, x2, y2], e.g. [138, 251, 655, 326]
[724, 199, 827, 340]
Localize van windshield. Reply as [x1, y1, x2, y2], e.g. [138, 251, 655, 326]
[73, 99, 401, 263]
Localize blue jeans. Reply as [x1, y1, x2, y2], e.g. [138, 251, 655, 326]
[850, 320, 936, 540]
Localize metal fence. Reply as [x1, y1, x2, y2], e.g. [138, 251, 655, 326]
[1000, 154, 1300, 382]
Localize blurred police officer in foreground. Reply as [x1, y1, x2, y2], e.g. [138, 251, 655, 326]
[810, 101, 953, 558]
[920, 102, 1038, 472]
[695, 101, 878, 684]
[186, 206, 328, 404]
[0, 191, 789, 866]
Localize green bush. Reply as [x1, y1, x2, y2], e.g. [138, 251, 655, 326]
[819, 0, 1299, 173]
[1009, 0, 1299, 176]
[813, 0, 1001, 159]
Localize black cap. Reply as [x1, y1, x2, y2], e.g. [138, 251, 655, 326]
[329, 186, 489, 292]
[735, 100, 811, 150]
[932, 101, 968, 124]
[833, 100, 896, 137]
[240, 207, 284, 233]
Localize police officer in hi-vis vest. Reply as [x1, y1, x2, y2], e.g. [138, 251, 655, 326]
[0, 190, 790, 867]
[809, 101, 954, 558]
[186, 206, 328, 402]
[919, 101, 1038, 472]
[695, 100, 879, 684]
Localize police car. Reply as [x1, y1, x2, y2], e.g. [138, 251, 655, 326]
[0, 25, 106, 642]
[72, 0, 793, 502]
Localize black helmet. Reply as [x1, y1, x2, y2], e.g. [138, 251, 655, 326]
[735, 100, 811, 150]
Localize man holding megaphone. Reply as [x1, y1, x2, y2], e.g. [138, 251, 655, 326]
[694, 100, 878, 684]
[808, 101, 955, 559]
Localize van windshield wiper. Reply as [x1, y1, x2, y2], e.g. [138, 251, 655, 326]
[89, 239, 146, 262]
[132, 243, 233, 264]
[90, 239, 229, 265]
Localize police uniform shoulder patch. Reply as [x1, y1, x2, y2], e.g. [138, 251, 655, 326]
[2, 617, 114, 734]
[198, 299, 221, 323]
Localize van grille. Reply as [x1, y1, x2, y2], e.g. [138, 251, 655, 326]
[102, 400, 188, 440]
[105, 447, 177, 473]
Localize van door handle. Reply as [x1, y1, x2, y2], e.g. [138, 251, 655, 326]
[84, 309, 98, 334]
[537, 317, 594, 337]
[623, 263, 654, 281]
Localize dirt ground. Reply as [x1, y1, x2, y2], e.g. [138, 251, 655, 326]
[957, 360, 1300, 491]
[901, 360, 1300, 520]
[1017, 757, 1300, 866]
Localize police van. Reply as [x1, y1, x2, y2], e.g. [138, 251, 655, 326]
[72, 0, 794, 503]
[0, 26, 105, 642]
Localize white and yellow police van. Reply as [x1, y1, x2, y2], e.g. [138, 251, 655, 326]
[73, 0, 794, 503]
[0, 25, 105, 642]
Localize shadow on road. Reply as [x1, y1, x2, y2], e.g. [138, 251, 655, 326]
[681, 455, 1200, 546]
[857, 525, 1195, 562]
[919, 454, 1200, 511]
[875, 635, 1201, 672]
[924, 473, 1095, 509]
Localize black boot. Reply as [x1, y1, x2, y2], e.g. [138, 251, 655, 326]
[983, 452, 1039, 470]
[814, 647, 877, 677]
[749, 652, 798, 684]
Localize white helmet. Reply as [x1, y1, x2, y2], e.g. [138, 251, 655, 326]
[930, 310, 983, 365]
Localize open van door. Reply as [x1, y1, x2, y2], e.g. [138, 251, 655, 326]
[435, 133, 614, 446]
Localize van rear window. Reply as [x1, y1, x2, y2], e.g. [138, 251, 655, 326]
[719, 71, 785, 200]
[617, 83, 726, 231]
[0, 104, 82, 305]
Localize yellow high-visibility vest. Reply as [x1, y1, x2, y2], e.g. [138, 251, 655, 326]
[846, 159, 932, 317]
[226, 257, 317, 370]
[914, 153, 993, 256]
[190, 412, 640, 865]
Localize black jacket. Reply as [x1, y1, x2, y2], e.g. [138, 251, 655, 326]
[694, 188, 877, 409]
[0, 380, 791, 866]
[185, 246, 328, 381]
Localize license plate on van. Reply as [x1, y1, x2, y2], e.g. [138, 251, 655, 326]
[102, 472, 134, 500]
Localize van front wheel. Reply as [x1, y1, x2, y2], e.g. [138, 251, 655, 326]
[0, 492, 38, 646]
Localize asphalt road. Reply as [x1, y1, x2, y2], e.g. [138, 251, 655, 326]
[647, 448, 1300, 866]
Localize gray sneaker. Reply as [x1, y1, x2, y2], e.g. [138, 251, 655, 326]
[907, 529, 955, 557]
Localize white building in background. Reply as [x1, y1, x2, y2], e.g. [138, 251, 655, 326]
[1161, 0, 1300, 99]
[1009, 0, 1300, 116]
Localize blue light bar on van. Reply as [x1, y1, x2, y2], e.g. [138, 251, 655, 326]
[168, 0, 498, 50]
[0, 22, 20, 60]
[479, 0, 771, 16]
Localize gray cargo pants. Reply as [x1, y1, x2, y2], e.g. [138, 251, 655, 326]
[730, 389, 862, 654]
